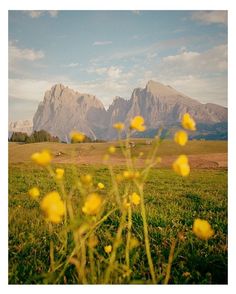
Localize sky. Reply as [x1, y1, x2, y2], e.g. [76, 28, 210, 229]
[8, 10, 228, 122]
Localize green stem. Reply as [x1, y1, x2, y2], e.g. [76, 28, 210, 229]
[138, 184, 157, 284]
[80, 239, 87, 284]
[48, 223, 55, 272]
[104, 211, 127, 284]
[164, 239, 177, 284]
[125, 205, 132, 269]
[88, 247, 96, 284]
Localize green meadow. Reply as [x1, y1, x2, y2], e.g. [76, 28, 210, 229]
[8, 141, 227, 284]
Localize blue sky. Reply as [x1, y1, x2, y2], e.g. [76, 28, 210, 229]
[9, 10, 227, 121]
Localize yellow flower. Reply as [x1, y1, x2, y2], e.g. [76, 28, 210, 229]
[113, 122, 125, 131]
[174, 130, 188, 146]
[28, 187, 40, 200]
[70, 131, 85, 142]
[181, 113, 196, 131]
[82, 193, 102, 215]
[131, 192, 141, 205]
[129, 237, 139, 250]
[130, 116, 146, 132]
[123, 170, 140, 180]
[31, 150, 52, 166]
[108, 146, 116, 154]
[104, 245, 112, 253]
[55, 168, 64, 180]
[81, 174, 92, 186]
[41, 191, 65, 224]
[193, 218, 214, 240]
[172, 155, 190, 177]
[97, 182, 105, 189]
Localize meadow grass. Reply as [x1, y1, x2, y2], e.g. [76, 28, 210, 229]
[9, 163, 227, 284]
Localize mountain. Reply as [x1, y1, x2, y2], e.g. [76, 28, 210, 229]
[33, 84, 106, 141]
[32, 81, 227, 141]
[9, 120, 33, 138]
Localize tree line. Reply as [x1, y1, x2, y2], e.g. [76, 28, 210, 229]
[9, 130, 105, 143]
[9, 130, 60, 143]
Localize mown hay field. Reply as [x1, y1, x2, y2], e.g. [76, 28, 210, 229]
[8, 140, 227, 284]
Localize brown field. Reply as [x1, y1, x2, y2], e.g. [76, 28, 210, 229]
[9, 139, 227, 169]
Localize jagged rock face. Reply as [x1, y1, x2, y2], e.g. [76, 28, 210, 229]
[32, 81, 227, 140]
[9, 120, 33, 135]
[122, 81, 227, 128]
[33, 84, 106, 141]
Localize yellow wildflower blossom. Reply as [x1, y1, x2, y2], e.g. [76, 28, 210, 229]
[113, 122, 125, 131]
[97, 182, 105, 189]
[193, 218, 214, 240]
[130, 116, 146, 132]
[104, 245, 112, 253]
[174, 130, 188, 146]
[123, 170, 140, 180]
[70, 131, 85, 142]
[108, 146, 116, 154]
[31, 150, 52, 166]
[129, 237, 139, 250]
[181, 113, 196, 131]
[41, 191, 65, 224]
[131, 192, 141, 205]
[172, 155, 190, 177]
[82, 193, 102, 215]
[55, 168, 64, 180]
[81, 174, 92, 186]
[28, 187, 40, 200]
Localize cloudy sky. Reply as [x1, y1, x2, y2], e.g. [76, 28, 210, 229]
[9, 10, 227, 122]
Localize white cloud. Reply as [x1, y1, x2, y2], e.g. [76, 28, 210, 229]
[62, 62, 79, 68]
[24, 10, 59, 18]
[161, 44, 227, 74]
[191, 11, 227, 25]
[88, 66, 122, 80]
[147, 52, 158, 59]
[9, 43, 44, 61]
[107, 66, 122, 79]
[93, 41, 112, 46]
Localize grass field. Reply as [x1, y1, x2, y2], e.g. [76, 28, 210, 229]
[8, 140, 228, 284]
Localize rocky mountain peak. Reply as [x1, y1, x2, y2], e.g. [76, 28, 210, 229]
[32, 80, 227, 140]
[145, 80, 181, 97]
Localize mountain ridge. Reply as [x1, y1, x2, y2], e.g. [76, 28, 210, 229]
[32, 80, 227, 141]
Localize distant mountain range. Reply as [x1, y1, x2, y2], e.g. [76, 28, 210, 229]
[10, 80, 228, 141]
[9, 120, 33, 138]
